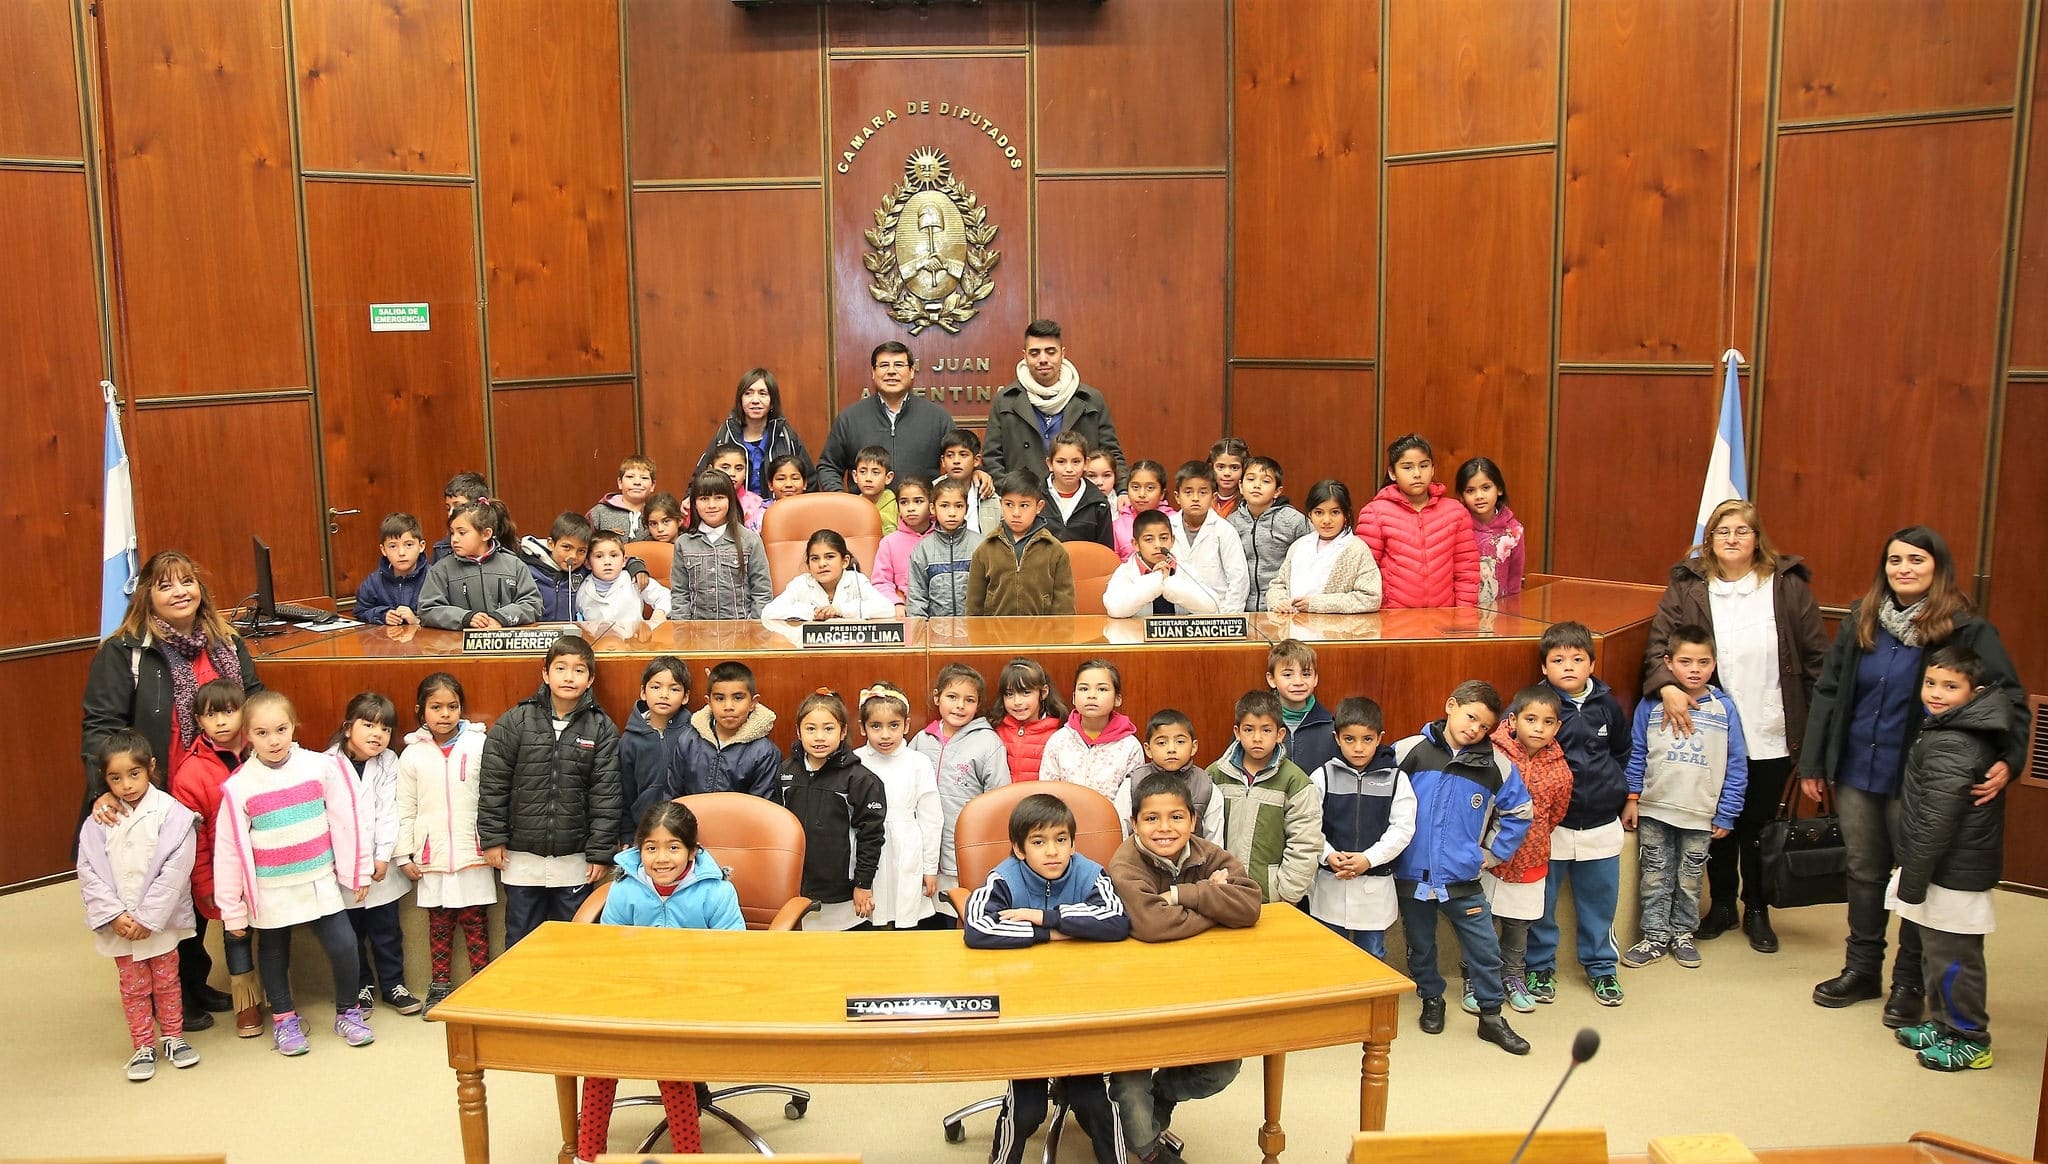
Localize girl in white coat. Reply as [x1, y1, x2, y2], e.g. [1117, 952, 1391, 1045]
[327, 692, 419, 1015]
[854, 685, 942, 929]
[763, 530, 897, 622]
[394, 673, 495, 1013]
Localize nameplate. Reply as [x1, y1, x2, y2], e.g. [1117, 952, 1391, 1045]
[462, 627, 575, 653]
[845, 994, 1000, 1022]
[800, 621, 906, 648]
[1144, 615, 1250, 641]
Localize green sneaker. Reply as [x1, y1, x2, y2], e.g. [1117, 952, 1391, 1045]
[1918, 1035, 1992, 1072]
[1590, 973, 1625, 1007]
[1460, 979, 1479, 1015]
[1895, 1022, 1943, 1050]
[1526, 969, 1558, 1004]
[1503, 975, 1537, 1013]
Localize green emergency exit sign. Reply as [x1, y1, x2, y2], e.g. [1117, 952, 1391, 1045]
[369, 303, 430, 332]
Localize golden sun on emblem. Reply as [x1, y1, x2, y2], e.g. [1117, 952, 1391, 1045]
[863, 148, 1001, 336]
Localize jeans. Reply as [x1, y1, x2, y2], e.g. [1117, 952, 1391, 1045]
[1529, 855, 1621, 976]
[1920, 926, 1990, 1044]
[1397, 887, 1504, 1010]
[994, 1076, 1124, 1164]
[1109, 1060, 1241, 1149]
[256, 910, 360, 1016]
[1636, 818, 1710, 943]
[346, 899, 407, 992]
[504, 882, 593, 948]
[1320, 919, 1387, 959]
[1707, 755, 1793, 910]
[1836, 783, 1922, 985]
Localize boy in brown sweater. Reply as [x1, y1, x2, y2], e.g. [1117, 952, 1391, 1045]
[1106, 771, 1263, 1163]
[967, 470, 1076, 616]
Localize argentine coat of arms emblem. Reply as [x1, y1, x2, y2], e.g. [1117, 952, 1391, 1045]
[863, 147, 1001, 335]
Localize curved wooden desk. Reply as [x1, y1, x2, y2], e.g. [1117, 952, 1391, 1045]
[429, 903, 1409, 1163]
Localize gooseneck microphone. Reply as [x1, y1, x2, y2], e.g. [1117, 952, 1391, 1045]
[1506, 1028, 1600, 1164]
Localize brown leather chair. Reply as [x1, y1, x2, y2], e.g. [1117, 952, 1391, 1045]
[568, 793, 816, 1155]
[626, 539, 675, 588]
[939, 781, 1125, 1154]
[758, 493, 883, 594]
[1061, 540, 1122, 617]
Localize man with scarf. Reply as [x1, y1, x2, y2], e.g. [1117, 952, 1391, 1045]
[982, 319, 1129, 490]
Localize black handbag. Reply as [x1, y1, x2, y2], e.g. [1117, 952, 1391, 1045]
[1759, 777, 1849, 908]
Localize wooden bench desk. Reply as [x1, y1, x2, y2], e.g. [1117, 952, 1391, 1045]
[429, 903, 1410, 1163]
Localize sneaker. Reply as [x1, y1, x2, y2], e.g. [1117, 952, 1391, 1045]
[1459, 979, 1479, 1015]
[384, 985, 425, 1016]
[1918, 1035, 1993, 1072]
[1503, 975, 1537, 1013]
[1669, 935, 1701, 968]
[273, 1014, 309, 1057]
[162, 1036, 200, 1069]
[422, 981, 455, 1017]
[1895, 1022, 1944, 1051]
[356, 984, 375, 1010]
[335, 1005, 375, 1047]
[1621, 939, 1667, 969]
[1526, 969, 1558, 1004]
[1590, 974, 1625, 1007]
[125, 1045, 157, 1082]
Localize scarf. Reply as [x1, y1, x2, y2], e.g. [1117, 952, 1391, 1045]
[150, 617, 243, 751]
[1878, 596, 1925, 647]
[1017, 357, 1080, 418]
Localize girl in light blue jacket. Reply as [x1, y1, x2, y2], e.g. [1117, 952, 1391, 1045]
[577, 802, 743, 1161]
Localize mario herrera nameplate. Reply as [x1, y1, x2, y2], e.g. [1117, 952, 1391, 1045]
[845, 994, 1001, 1021]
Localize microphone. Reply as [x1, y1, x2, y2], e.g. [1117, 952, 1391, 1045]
[1506, 1028, 1599, 1164]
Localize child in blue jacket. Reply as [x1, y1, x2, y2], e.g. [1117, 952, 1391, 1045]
[578, 801, 743, 1160]
[354, 513, 429, 625]
[1392, 681, 1534, 1056]
[634, 662, 782, 825]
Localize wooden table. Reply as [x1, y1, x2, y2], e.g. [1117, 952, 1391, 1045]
[429, 903, 1410, 1163]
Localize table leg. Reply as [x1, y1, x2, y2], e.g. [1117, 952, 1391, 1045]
[457, 1068, 490, 1164]
[1258, 1052, 1287, 1163]
[555, 1075, 578, 1164]
[1360, 994, 1396, 1132]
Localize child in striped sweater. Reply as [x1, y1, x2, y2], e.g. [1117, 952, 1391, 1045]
[215, 690, 377, 1057]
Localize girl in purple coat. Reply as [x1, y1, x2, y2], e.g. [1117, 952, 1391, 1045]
[1457, 456, 1525, 606]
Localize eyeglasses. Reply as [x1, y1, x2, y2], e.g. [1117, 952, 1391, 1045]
[1712, 527, 1755, 541]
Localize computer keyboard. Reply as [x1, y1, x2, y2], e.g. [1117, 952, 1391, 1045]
[271, 601, 339, 625]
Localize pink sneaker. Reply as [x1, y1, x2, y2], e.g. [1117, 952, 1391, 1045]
[273, 1014, 309, 1057]
[335, 1005, 374, 1047]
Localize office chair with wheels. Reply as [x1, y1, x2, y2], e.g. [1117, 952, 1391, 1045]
[938, 781, 1126, 1159]
[567, 792, 817, 1155]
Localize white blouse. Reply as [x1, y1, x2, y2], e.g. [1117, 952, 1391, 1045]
[1707, 571, 1788, 760]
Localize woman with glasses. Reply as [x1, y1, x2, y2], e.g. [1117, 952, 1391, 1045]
[1641, 499, 1826, 954]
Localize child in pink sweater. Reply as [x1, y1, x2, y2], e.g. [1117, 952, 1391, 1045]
[870, 477, 932, 613]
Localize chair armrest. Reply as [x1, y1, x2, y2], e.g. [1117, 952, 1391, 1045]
[767, 896, 815, 931]
[944, 887, 973, 921]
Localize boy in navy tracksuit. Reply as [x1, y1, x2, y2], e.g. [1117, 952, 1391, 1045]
[966, 793, 1132, 1164]
[354, 513, 429, 625]
[1526, 621, 1633, 1007]
[1392, 680, 1534, 1055]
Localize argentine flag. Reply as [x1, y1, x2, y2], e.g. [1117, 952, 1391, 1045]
[1694, 350, 1749, 543]
[101, 381, 138, 637]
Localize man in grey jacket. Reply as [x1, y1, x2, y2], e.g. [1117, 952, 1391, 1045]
[981, 319, 1128, 489]
[817, 342, 958, 492]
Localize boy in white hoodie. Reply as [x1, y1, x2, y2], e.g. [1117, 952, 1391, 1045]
[1104, 510, 1222, 618]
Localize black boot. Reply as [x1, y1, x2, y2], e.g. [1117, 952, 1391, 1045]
[1882, 985, 1925, 1029]
[1695, 901, 1738, 941]
[1743, 907, 1779, 954]
[1476, 1011, 1531, 1056]
[181, 1006, 215, 1032]
[1812, 969, 1882, 1008]
[1418, 996, 1446, 1034]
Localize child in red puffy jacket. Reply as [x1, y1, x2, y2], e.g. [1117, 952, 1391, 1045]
[996, 658, 1066, 782]
[1354, 434, 1478, 608]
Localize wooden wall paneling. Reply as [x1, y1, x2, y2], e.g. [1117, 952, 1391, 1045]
[1759, 121, 2010, 604]
[130, 399, 327, 605]
[0, 170, 105, 648]
[1384, 0, 1560, 156]
[628, 0, 821, 182]
[2011, 13, 2048, 370]
[292, 0, 470, 175]
[1035, 0, 1228, 171]
[1549, 373, 1715, 585]
[1230, 0, 1379, 359]
[98, 0, 306, 398]
[1381, 153, 1555, 554]
[635, 187, 829, 484]
[1228, 368, 1377, 491]
[1729, 0, 1772, 353]
[826, 57, 1030, 421]
[1561, 0, 1737, 363]
[0, 647, 94, 885]
[473, 0, 632, 381]
[0, 0, 81, 159]
[488, 381, 639, 533]
[1778, 0, 2025, 122]
[305, 181, 487, 597]
[1987, 382, 2048, 691]
[1036, 177, 1227, 469]
[826, 0, 1027, 50]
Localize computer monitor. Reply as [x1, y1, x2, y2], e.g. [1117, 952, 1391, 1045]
[252, 535, 279, 623]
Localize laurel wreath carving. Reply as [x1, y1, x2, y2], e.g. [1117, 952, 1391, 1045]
[863, 161, 1001, 336]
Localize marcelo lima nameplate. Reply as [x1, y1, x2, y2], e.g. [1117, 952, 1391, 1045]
[463, 627, 578, 653]
[845, 994, 1000, 1022]
[801, 621, 907, 648]
[1144, 616, 1250, 641]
